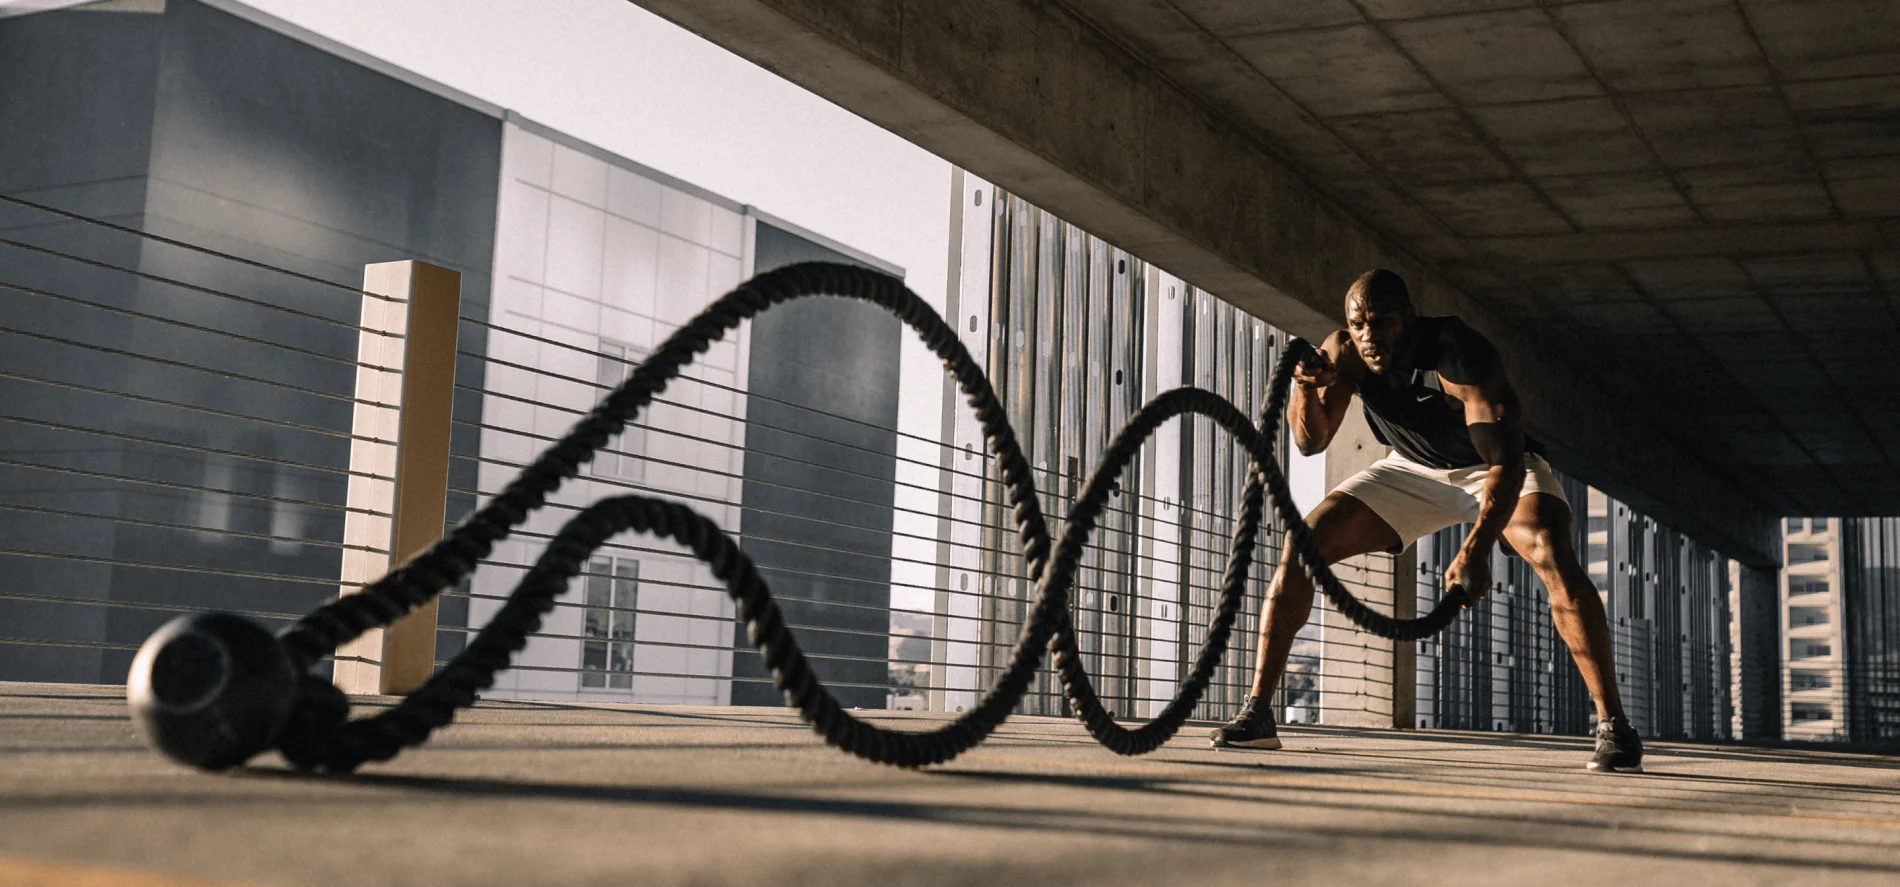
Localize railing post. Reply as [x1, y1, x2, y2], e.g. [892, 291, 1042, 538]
[334, 261, 461, 695]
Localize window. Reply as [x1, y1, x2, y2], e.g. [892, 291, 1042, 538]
[592, 341, 647, 481]
[1791, 671, 1831, 691]
[1787, 543, 1827, 565]
[580, 557, 638, 689]
[1791, 703, 1832, 722]
[1791, 641, 1831, 659]
[1790, 607, 1830, 628]
[1789, 575, 1830, 596]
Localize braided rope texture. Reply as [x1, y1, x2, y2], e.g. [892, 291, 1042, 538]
[271, 262, 1467, 772]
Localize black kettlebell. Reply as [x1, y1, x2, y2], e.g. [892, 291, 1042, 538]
[126, 612, 299, 770]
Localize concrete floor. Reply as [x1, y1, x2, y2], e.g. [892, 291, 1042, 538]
[3, 683, 1897, 887]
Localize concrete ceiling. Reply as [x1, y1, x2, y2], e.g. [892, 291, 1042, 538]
[1054, 0, 1900, 517]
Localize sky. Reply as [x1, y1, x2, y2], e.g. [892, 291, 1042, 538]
[232, 0, 1325, 595]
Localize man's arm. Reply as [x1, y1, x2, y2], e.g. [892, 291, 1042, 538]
[1436, 321, 1525, 602]
[1290, 331, 1360, 456]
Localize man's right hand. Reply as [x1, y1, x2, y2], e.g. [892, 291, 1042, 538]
[1295, 347, 1337, 390]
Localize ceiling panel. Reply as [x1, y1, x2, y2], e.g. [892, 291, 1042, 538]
[1409, 180, 1574, 235]
[1539, 170, 1698, 231]
[1623, 87, 1808, 168]
[1230, 27, 1445, 116]
[1171, 0, 1362, 35]
[1742, 0, 1900, 81]
[1554, 0, 1767, 92]
[1468, 98, 1656, 176]
[1386, 9, 1600, 104]
[1328, 109, 1514, 184]
[1676, 164, 1835, 222]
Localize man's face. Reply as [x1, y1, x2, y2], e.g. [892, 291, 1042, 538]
[1346, 298, 1411, 375]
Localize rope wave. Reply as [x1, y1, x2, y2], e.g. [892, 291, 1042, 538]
[260, 262, 1466, 772]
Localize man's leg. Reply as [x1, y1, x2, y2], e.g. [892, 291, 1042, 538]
[1501, 493, 1625, 722]
[1245, 491, 1402, 702]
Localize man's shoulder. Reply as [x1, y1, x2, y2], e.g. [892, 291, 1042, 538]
[1422, 314, 1474, 339]
[1429, 315, 1492, 352]
[1429, 316, 1503, 386]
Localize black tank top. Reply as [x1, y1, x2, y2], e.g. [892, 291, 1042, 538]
[1357, 316, 1542, 470]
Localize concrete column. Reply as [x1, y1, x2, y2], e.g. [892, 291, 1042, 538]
[1317, 405, 1415, 728]
[334, 261, 461, 696]
[1729, 561, 1782, 740]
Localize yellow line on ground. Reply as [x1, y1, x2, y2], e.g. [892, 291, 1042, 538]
[0, 855, 271, 887]
[960, 752, 1900, 830]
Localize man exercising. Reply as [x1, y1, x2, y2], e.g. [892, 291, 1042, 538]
[1211, 269, 1643, 773]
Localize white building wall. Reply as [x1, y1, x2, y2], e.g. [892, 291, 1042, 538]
[473, 119, 749, 705]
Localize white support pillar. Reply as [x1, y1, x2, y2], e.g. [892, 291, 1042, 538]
[334, 261, 462, 696]
[1318, 404, 1416, 728]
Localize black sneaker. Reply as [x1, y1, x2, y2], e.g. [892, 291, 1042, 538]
[1210, 704, 1282, 750]
[1588, 716, 1644, 773]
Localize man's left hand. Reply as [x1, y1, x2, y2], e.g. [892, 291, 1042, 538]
[1446, 550, 1492, 609]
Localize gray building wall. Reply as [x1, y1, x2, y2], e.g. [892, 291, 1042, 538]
[729, 223, 901, 708]
[0, 4, 165, 683]
[0, 0, 499, 682]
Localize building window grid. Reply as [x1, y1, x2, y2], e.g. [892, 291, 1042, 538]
[1791, 703, 1832, 722]
[592, 341, 648, 481]
[580, 557, 639, 689]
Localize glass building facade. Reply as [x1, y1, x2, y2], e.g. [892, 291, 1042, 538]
[1785, 516, 1900, 743]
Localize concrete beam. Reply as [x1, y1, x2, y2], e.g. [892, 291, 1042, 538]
[627, 0, 1780, 567]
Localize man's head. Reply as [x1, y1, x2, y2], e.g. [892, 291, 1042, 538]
[1344, 269, 1415, 375]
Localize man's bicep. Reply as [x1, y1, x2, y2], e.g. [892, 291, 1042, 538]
[1439, 323, 1524, 464]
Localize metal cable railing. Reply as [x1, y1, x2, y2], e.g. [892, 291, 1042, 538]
[2, 193, 1484, 763]
[9, 181, 1860, 765]
[113, 258, 1453, 772]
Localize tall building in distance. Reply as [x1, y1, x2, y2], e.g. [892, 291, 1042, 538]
[1784, 517, 1900, 743]
[1782, 518, 1846, 740]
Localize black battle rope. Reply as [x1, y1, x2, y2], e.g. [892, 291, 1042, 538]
[266, 262, 1468, 772]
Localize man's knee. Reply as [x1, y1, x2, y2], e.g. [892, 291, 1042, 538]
[1516, 523, 1578, 576]
[1269, 545, 1316, 600]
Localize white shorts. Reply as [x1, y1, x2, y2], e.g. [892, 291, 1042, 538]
[1334, 452, 1568, 549]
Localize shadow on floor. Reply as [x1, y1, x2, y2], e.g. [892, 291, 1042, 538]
[135, 765, 1893, 875]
